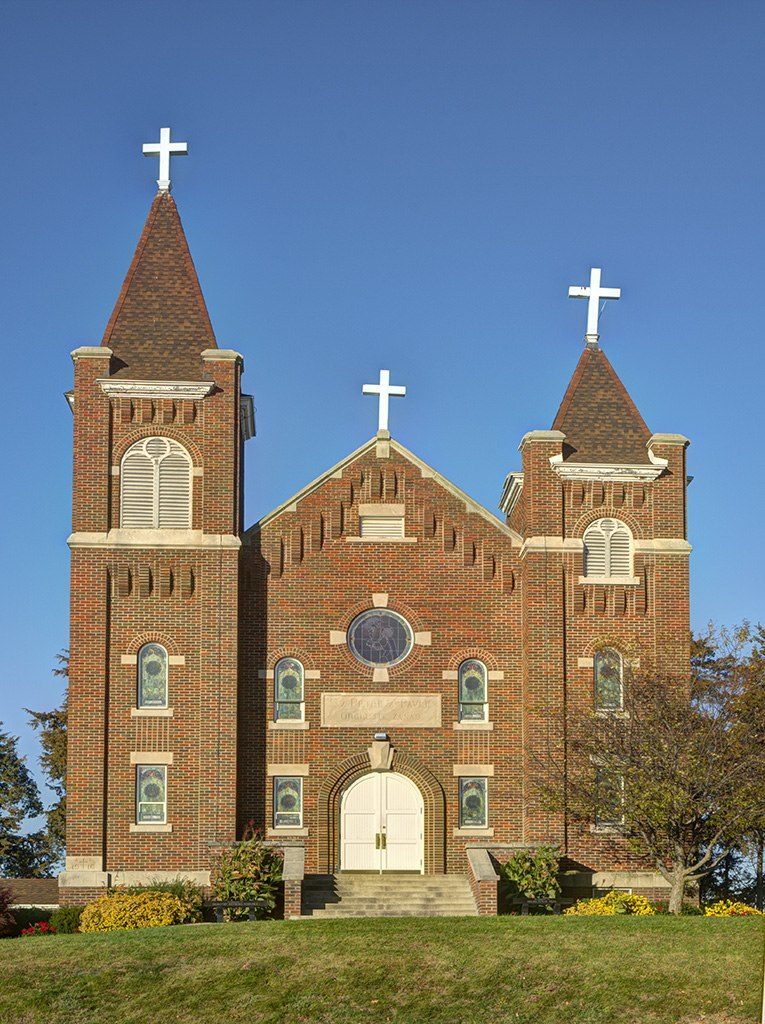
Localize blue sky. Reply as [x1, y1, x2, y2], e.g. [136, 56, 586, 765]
[1, 1, 763, 783]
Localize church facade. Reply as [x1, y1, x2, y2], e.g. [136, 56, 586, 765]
[60, 161, 691, 913]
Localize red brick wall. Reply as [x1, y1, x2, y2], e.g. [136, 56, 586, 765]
[66, 351, 242, 881]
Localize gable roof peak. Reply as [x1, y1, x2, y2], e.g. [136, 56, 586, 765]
[552, 344, 652, 465]
[100, 192, 216, 380]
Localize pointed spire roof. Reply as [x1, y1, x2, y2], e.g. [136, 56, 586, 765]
[552, 345, 651, 464]
[101, 192, 216, 379]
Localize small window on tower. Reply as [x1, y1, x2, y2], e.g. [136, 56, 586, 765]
[137, 643, 168, 708]
[594, 649, 624, 712]
[274, 658, 304, 721]
[136, 765, 167, 824]
[273, 776, 303, 828]
[458, 660, 488, 721]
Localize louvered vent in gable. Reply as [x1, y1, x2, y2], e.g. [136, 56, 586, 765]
[360, 515, 405, 539]
[121, 436, 192, 529]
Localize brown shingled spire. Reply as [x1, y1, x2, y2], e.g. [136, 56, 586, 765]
[552, 346, 651, 464]
[101, 192, 216, 380]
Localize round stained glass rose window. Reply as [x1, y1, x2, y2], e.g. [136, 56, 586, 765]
[347, 609, 414, 668]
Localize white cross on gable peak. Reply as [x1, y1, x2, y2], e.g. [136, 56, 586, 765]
[142, 127, 188, 193]
[362, 369, 406, 435]
[568, 267, 621, 347]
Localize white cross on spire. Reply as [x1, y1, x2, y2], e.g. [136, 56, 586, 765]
[568, 267, 621, 347]
[362, 369, 406, 435]
[142, 127, 188, 193]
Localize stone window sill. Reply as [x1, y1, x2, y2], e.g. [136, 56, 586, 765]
[131, 707, 174, 718]
[595, 709, 629, 719]
[590, 824, 625, 836]
[346, 537, 417, 544]
[130, 823, 173, 833]
[268, 828, 308, 838]
[453, 827, 494, 837]
[578, 576, 640, 586]
[269, 720, 310, 730]
[452, 721, 494, 731]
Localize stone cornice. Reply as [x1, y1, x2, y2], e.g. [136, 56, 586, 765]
[549, 460, 664, 482]
[498, 472, 524, 516]
[68, 530, 241, 550]
[518, 429, 566, 451]
[96, 379, 215, 400]
[71, 346, 113, 362]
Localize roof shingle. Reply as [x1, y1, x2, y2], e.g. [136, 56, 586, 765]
[101, 192, 216, 380]
[552, 345, 651, 464]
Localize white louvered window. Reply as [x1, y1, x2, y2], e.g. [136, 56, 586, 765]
[583, 518, 633, 580]
[121, 437, 192, 529]
[360, 515, 405, 539]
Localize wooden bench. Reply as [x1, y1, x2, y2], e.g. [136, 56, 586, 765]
[207, 899, 269, 923]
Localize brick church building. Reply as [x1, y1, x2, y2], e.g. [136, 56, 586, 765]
[60, 152, 691, 914]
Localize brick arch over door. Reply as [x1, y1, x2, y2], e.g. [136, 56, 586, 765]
[317, 751, 446, 874]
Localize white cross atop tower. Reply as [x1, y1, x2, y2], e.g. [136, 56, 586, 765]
[142, 127, 188, 193]
[568, 267, 621, 347]
[362, 369, 406, 435]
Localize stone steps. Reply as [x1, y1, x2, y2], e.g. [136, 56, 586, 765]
[300, 872, 479, 918]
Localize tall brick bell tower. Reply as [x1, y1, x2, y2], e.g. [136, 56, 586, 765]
[60, 162, 253, 902]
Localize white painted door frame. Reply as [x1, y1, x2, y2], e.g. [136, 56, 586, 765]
[340, 772, 424, 873]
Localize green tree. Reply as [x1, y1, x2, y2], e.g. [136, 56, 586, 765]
[537, 625, 765, 914]
[0, 724, 43, 875]
[25, 650, 68, 863]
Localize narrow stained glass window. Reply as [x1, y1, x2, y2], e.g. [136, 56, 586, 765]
[594, 649, 623, 711]
[274, 658, 304, 720]
[136, 765, 167, 824]
[138, 643, 168, 708]
[595, 769, 624, 827]
[459, 777, 488, 828]
[458, 660, 488, 721]
[274, 777, 302, 828]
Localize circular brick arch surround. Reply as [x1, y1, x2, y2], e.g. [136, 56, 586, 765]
[317, 751, 446, 874]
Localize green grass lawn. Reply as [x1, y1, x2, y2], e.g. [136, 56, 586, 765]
[1, 916, 762, 1024]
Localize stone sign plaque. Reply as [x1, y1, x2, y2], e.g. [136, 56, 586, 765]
[321, 693, 441, 728]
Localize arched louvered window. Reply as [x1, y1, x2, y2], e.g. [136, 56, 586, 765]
[137, 643, 168, 709]
[594, 648, 624, 711]
[583, 518, 632, 579]
[458, 659, 488, 721]
[121, 437, 192, 529]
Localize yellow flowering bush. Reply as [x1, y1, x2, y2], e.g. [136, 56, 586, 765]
[564, 891, 655, 916]
[704, 899, 763, 918]
[80, 890, 187, 932]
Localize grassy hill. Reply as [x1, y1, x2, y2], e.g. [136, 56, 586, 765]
[1, 916, 762, 1024]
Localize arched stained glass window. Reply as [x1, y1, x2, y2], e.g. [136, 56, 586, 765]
[594, 648, 624, 711]
[458, 660, 488, 721]
[121, 436, 192, 529]
[583, 519, 633, 579]
[274, 658, 304, 720]
[137, 643, 168, 708]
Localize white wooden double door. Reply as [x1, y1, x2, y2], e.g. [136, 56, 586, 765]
[340, 772, 424, 873]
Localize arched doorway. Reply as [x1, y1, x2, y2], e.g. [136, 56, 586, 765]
[340, 772, 424, 873]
